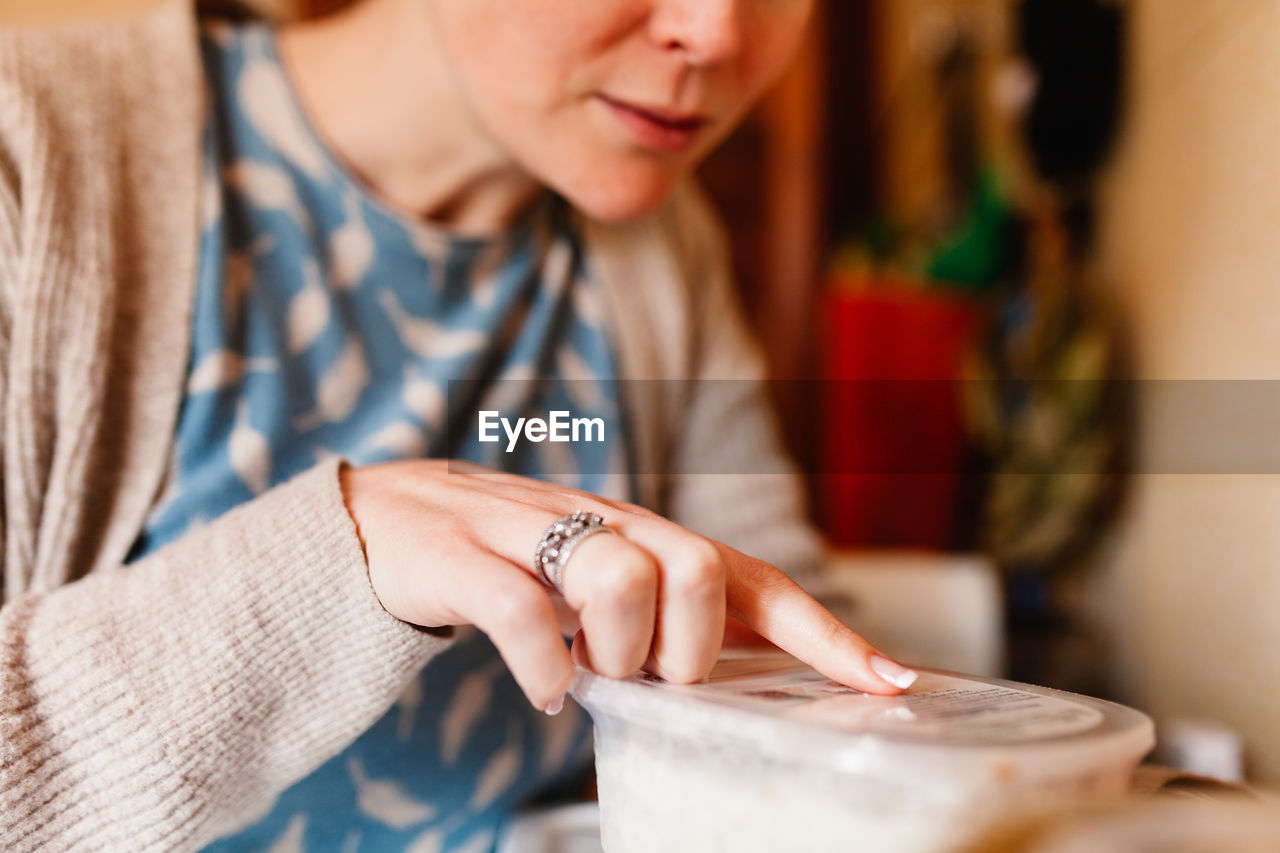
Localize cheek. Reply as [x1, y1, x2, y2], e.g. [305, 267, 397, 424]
[435, 12, 562, 119]
[735, 2, 814, 99]
[432, 3, 638, 165]
[434, 1, 636, 119]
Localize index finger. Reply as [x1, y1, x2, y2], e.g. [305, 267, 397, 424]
[722, 546, 918, 696]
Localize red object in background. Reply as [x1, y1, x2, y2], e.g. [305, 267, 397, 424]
[818, 282, 982, 549]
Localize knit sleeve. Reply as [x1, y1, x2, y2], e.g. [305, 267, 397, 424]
[658, 183, 826, 585]
[0, 9, 449, 850]
[0, 90, 15, 609]
[0, 459, 451, 852]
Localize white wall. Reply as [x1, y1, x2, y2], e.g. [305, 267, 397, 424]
[1095, 0, 1280, 784]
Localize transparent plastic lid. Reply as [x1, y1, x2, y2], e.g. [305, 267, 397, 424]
[572, 649, 1155, 782]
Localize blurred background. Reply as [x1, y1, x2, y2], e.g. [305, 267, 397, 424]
[3, 0, 1277, 791]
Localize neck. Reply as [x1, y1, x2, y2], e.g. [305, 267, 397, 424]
[276, 0, 542, 236]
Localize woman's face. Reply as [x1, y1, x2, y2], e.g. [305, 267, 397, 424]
[425, 0, 814, 222]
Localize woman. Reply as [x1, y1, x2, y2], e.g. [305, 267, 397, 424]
[0, 0, 917, 849]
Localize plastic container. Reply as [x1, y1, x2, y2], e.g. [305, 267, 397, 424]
[571, 649, 1154, 853]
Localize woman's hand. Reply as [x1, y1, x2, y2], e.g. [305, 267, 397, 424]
[340, 460, 917, 713]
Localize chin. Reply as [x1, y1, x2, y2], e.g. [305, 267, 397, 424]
[555, 165, 683, 224]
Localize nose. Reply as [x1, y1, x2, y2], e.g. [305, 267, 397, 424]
[649, 0, 742, 67]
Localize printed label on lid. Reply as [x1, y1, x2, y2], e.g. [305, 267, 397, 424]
[640, 652, 1104, 745]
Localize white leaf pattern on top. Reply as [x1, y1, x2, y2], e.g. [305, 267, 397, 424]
[467, 241, 510, 312]
[440, 661, 503, 766]
[469, 720, 524, 811]
[349, 757, 438, 829]
[223, 159, 309, 230]
[201, 167, 222, 230]
[378, 288, 489, 360]
[360, 419, 428, 458]
[286, 259, 331, 354]
[295, 335, 370, 430]
[477, 363, 537, 419]
[187, 349, 275, 395]
[330, 189, 375, 290]
[451, 829, 498, 853]
[229, 399, 271, 494]
[401, 364, 446, 429]
[405, 822, 492, 853]
[405, 826, 446, 853]
[395, 673, 424, 743]
[264, 814, 306, 853]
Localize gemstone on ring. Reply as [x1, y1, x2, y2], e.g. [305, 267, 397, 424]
[534, 511, 612, 593]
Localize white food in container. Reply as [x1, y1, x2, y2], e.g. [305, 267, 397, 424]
[571, 649, 1154, 853]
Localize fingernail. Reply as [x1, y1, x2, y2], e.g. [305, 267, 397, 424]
[544, 695, 565, 716]
[870, 655, 919, 690]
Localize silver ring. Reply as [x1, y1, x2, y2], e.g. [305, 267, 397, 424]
[534, 511, 614, 594]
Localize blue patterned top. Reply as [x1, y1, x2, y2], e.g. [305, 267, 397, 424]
[131, 20, 630, 852]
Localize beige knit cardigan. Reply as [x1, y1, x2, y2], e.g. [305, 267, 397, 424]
[0, 1, 820, 849]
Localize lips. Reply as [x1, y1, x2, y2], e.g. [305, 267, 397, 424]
[596, 94, 709, 154]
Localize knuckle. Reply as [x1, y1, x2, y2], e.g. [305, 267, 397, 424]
[548, 487, 612, 512]
[739, 555, 786, 587]
[735, 560, 798, 605]
[819, 614, 855, 649]
[586, 494, 623, 512]
[490, 585, 548, 632]
[665, 541, 725, 598]
[618, 500, 661, 520]
[590, 551, 656, 603]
